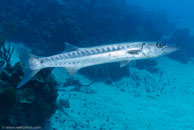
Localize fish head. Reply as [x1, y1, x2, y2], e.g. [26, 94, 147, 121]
[141, 42, 178, 58]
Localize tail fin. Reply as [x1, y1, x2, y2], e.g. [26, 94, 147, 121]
[14, 44, 41, 88]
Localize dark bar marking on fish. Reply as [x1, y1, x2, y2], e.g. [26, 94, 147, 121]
[107, 47, 111, 51]
[102, 47, 106, 52]
[90, 49, 95, 54]
[76, 51, 81, 56]
[67, 53, 72, 57]
[95, 48, 100, 53]
[55, 56, 60, 60]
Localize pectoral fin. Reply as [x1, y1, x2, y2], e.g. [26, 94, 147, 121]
[120, 60, 130, 67]
[127, 50, 141, 54]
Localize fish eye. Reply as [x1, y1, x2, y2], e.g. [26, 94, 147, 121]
[156, 43, 163, 48]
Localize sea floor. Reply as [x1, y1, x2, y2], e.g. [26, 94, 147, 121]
[10, 50, 194, 130]
[46, 57, 194, 130]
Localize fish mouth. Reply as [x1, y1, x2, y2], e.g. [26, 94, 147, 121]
[162, 44, 179, 54]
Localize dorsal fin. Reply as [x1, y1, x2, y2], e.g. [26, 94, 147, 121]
[64, 42, 79, 52]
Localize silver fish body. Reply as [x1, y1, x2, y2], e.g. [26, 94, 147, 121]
[39, 42, 143, 70]
[15, 41, 178, 88]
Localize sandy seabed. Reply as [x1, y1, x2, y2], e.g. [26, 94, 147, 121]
[47, 57, 194, 130]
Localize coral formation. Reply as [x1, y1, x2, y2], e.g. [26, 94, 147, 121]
[0, 62, 58, 126]
[0, 44, 14, 69]
[16, 88, 35, 104]
[0, 40, 58, 127]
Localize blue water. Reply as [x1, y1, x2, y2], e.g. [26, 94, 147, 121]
[0, 0, 194, 130]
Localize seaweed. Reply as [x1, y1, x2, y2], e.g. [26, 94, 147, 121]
[0, 44, 14, 70]
[0, 20, 15, 71]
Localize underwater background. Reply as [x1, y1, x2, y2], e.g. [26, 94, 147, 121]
[0, 0, 194, 130]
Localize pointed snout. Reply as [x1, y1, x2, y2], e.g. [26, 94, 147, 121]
[163, 44, 179, 54]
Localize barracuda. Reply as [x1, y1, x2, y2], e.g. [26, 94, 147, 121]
[15, 41, 178, 88]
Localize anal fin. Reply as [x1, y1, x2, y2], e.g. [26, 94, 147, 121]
[120, 60, 130, 67]
[65, 67, 80, 76]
